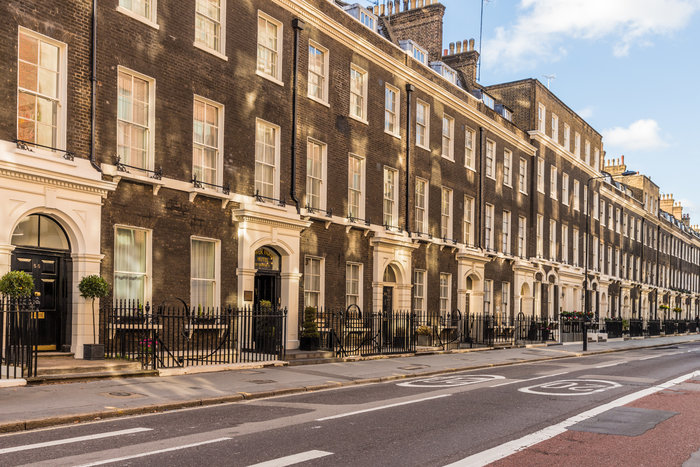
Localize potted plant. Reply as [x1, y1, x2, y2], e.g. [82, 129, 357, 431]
[78, 275, 109, 360]
[299, 306, 319, 350]
[0, 271, 35, 362]
[416, 325, 433, 346]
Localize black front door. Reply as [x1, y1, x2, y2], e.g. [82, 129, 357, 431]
[11, 249, 68, 350]
[254, 273, 280, 308]
[382, 286, 393, 312]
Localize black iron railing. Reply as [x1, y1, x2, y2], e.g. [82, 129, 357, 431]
[115, 155, 163, 179]
[103, 300, 286, 370]
[192, 174, 230, 194]
[346, 215, 371, 226]
[15, 139, 75, 161]
[254, 190, 286, 207]
[1, 297, 39, 380]
[305, 204, 332, 218]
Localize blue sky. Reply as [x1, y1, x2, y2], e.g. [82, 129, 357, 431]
[361, 0, 700, 223]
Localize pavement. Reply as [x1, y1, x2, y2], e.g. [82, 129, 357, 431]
[1, 334, 699, 435]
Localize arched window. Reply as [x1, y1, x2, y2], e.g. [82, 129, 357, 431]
[383, 265, 397, 283]
[11, 214, 69, 250]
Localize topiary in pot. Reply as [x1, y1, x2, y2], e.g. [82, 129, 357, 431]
[0, 270, 34, 300]
[300, 306, 320, 350]
[78, 275, 109, 360]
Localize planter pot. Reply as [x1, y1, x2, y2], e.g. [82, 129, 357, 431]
[416, 334, 431, 346]
[83, 343, 104, 360]
[299, 336, 319, 351]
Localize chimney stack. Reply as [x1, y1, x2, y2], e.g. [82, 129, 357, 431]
[384, 0, 446, 62]
[441, 37, 479, 88]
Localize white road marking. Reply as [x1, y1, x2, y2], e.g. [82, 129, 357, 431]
[492, 371, 570, 387]
[638, 355, 661, 361]
[316, 394, 451, 421]
[397, 374, 504, 388]
[595, 360, 626, 368]
[0, 428, 152, 455]
[519, 379, 622, 396]
[74, 437, 231, 466]
[445, 370, 700, 467]
[247, 450, 333, 467]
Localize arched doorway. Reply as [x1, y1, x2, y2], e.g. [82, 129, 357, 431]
[382, 264, 399, 312]
[11, 214, 71, 351]
[254, 247, 281, 308]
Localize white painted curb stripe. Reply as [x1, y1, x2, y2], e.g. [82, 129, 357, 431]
[445, 370, 700, 467]
[0, 427, 152, 455]
[248, 450, 333, 467]
[75, 437, 231, 466]
[317, 394, 451, 421]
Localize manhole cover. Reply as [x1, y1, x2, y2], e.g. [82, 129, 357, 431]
[247, 379, 276, 384]
[101, 391, 145, 399]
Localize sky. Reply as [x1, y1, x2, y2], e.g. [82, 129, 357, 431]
[361, 0, 700, 224]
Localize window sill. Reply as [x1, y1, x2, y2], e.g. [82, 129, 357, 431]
[13, 147, 77, 168]
[193, 42, 228, 61]
[504, 183, 513, 189]
[519, 189, 528, 195]
[189, 185, 231, 208]
[416, 143, 430, 152]
[103, 163, 164, 194]
[465, 165, 477, 173]
[348, 114, 368, 126]
[307, 95, 330, 108]
[256, 70, 284, 87]
[441, 155, 455, 162]
[116, 5, 160, 29]
[384, 130, 401, 140]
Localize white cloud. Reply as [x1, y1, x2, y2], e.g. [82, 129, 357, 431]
[484, 0, 700, 70]
[602, 119, 668, 151]
[576, 106, 594, 119]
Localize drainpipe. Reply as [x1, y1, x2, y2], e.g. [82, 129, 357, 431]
[89, 0, 102, 172]
[290, 19, 305, 214]
[405, 83, 414, 233]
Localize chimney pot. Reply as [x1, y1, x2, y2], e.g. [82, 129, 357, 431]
[411, 0, 417, 8]
[449, 42, 455, 54]
[456, 42, 462, 53]
[418, 0, 423, 7]
[621, 155, 625, 164]
[469, 38, 475, 51]
[443, 48, 448, 56]
[380, 4, 385, 15]
[462, 39, 469, 52]
[387, 2, 393, 15]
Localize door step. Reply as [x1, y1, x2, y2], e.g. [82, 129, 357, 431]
[28, 369, 158, 385]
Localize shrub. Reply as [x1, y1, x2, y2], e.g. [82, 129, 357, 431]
[78, 275, 110, 343]
[301, 306, 319, 339]
[0, 270, 34, 298]
[416, 325, 432, 336]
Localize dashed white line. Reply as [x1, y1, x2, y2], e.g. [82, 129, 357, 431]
[595, 360, 626, 369]
[444, 370, 700, 467]
[316, 394, 451, 421]
[248, 450, 333, 467]
[0, 428, 152, 455]
[75, 437, 231, 466]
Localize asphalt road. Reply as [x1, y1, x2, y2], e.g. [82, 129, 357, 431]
[2, 342, 699, 466]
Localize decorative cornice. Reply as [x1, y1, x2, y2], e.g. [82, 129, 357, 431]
[233, 206, 312, 231]
[0, 166, 116, 197]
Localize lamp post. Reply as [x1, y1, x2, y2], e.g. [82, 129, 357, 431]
[583, 170, 637, 351]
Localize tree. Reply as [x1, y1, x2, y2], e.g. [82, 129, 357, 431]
[0, 271, 34, 305]
[78, 275, 110, 343]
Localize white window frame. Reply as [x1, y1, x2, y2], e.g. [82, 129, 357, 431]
[561, 172, 569, 206]
[518, 157, 527, 194]
[413, 270, 426, 313]
[383, 166, 398, 228]
[518, 216, 527, 258]
[562, 224, 569, 263]
[593, 192, 599, 220]
[190, 236, 221, 310]
[349, 64, 368, 123]
[17, 28, 68, 154]
[501, 282, 510, 321]
[537, 103, 545, 132]
[550, 165, 558, 200]
[484, 280, 493, 315]
[537, 214, 544, 257]
[307, 40, 329, 105]
[306, 138, 327, 211]
[551, 114, 559, 142]
[485, 203, 494, 251]
[615, 208, 621, 234]
[537, 158, 545, 193]
[485, 139, 496, 180]
[549, 219, 557, 261]
[502, 210, 511, 254]
[574, 132, 581, 158]
[415, 100, 430, 150]
[415, 177, 428, 234]
[384, 84, 400, 138]
[464, 195, 475, 246]
[573, 179, 580, 211]
[441, 113, 454, 160]
[116, 66, 155, 171]
[563, 123, 570, 152]
[113, 225, 152, 305]
[503, 149, 513, 187]
[440, 273, 451, 316]
[192, 95, 224, 187]
[346, 262, 363, 309]
[585, 140, 591, 165]
[117, 0, 159, 29]
[304, 256, 324, 311]
[465, 127, 476, 170]
[256, 11, 283, 85]
[348, 153, 365, 220]
[441, 186, 453, 240]
[573, 227, 579, 267]
[194, 0, 226, 59]
[255, 118, 281, 200]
